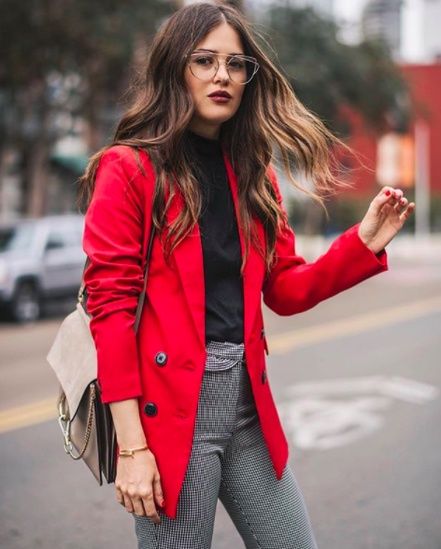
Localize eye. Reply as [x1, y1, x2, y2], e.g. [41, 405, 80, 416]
[228, 56, 246, 70]
[193, 55, 215, 67]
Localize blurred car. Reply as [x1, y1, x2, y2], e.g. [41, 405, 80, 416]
[0, 214, 86, 322]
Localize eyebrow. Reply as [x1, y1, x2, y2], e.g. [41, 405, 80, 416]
[193, 48, 245, 56]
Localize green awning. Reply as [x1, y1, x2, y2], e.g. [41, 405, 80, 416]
[51, 153, 89, 175]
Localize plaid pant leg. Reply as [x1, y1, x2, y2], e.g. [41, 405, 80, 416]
[218, 362, 319, 549]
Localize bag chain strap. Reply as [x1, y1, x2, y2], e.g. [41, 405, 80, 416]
[58, 384, 96, 459]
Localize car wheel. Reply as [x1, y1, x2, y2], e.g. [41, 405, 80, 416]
[10, 281, 41, 323]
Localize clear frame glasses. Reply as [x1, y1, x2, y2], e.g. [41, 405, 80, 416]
[185, 52, 260, 85]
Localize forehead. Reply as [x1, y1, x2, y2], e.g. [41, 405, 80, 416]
[194, 23, 244, 55]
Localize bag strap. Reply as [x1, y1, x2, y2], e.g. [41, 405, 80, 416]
[134, 224, 156, 333]
[77, 223, 156, 334]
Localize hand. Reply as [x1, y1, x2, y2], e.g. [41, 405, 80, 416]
[115, 448, 164, 523]
[358, 186, 415, 254]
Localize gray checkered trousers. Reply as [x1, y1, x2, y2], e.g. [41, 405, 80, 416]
[133, 340, 319, 549]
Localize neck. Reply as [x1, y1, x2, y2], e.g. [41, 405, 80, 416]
[187, 121, 220, 141]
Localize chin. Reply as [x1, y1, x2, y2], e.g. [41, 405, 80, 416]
[198, 110, 237, 126]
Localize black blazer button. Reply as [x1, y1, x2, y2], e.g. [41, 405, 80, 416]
[144, 402, 158, 416]
[155, 352, 167, 366]
[261, 370, 267, 384]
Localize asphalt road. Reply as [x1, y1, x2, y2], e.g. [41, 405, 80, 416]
[1, 254, 440, 549]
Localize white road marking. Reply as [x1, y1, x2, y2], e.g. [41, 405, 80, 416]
[284, 376, 440, 404]
[278, 376, 439, 450]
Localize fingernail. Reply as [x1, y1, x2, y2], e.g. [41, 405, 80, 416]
[385, 190, 391, 196]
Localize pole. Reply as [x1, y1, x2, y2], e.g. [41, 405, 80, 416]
[414, 119, 430, 239]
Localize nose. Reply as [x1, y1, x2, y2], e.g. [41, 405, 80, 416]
[213, 60, 230, 83]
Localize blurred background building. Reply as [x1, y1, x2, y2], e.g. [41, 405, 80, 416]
[361, 0, 402, 58]
[333, 0, 441, 62]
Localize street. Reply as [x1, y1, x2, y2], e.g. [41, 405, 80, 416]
[1, 253, 440, 549]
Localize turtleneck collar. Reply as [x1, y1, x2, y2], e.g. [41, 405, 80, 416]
[184, 128, 223, 157]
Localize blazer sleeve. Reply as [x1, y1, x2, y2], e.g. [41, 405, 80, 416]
[262, 166, 389, 316]
[82, 145, 151, 403]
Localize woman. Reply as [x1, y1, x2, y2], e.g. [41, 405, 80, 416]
[79, 2, 415, 548]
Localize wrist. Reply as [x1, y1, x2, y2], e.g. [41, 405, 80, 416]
[117, 436, 147, 449]
[357, 227, 377, 252]
[357, 226, 370, 247]
[118, 444, 149, 458]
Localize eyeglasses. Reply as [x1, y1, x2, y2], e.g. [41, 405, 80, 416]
[185, 52, 260, 85]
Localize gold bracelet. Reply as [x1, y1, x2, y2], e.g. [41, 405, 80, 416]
[118, 444, 149, 458]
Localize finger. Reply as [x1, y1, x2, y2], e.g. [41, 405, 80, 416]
[123, 493, 134, 514]
[371, 187, 396, 214]
[380, 187, 394, 200]
[115, 487, 124, 506]
[153, 474, 164, 508]
[141, 488, 161, 524]
[131, 496, 146, 517]
[388, 187, 403, 201]
[372, 187, 392, 214]
[395, 196, 408, 212]
[399, 202, 415, 222]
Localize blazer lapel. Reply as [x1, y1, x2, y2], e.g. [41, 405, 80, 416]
[165, 186, 206, 348]
[223, 152, 266, 345]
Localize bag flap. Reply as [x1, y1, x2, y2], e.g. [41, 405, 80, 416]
[46, 302, 97, 418]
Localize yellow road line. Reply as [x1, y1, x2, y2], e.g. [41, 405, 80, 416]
[2, 296, 441, 435]
[0, 396, 58, 434]
[269, 295, 441, 354]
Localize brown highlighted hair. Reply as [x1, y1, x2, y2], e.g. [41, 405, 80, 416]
[78, 1, 353, 276]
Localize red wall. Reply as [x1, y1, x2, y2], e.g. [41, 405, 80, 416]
[342, 62, 441, 197]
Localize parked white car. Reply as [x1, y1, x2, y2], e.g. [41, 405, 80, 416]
[0, 215, 86, 322]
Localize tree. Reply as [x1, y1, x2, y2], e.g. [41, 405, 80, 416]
[0, 0, 172, 216]
[260, 6, 410, 136]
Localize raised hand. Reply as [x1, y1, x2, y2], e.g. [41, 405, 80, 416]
[358, 187, 415, 254]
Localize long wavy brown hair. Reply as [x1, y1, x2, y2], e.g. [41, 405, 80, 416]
[77, 0, 354, 276]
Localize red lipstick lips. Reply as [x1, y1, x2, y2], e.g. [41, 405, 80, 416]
[208, 90, 232, 98]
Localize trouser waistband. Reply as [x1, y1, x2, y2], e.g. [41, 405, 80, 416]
[205, 340, 245, 370]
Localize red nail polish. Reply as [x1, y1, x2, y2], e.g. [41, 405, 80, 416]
[385, 190, 391, 196]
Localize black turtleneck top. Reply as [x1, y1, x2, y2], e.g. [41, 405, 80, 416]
[183, 129, 244, 344]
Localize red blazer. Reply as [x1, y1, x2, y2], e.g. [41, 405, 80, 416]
[83, 145, 388, 519]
